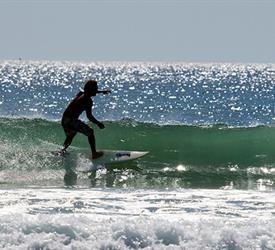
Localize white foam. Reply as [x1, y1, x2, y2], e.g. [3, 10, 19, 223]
[0, 188, 275, 249]
[0, 213, 275, 249]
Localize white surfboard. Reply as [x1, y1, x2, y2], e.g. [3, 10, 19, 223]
[76, 150, 149, 172]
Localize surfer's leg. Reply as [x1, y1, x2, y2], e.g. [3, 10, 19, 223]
[61, 117, 77, 152]
[75, 120, 103, 159]
[87, 132, 103, 159]
[87, 132, 96, 155]
[62, 131, 76, 152]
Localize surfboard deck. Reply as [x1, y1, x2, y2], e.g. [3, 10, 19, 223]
[76, 150, 149, 172]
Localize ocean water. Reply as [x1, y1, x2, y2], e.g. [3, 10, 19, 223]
[1, 60, 275, 249]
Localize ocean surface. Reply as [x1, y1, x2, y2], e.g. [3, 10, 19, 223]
[1, 60, 275, 249]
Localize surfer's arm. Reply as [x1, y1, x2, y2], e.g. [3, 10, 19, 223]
[97, 89, 111, 95]
[86, 109, 105, 129]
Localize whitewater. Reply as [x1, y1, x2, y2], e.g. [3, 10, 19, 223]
[0, 61, 275, 249]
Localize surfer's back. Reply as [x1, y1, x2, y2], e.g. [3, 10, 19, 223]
[63, 91, 92, 119]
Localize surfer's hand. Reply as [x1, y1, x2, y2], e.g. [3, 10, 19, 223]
[97, 122, 105, 129]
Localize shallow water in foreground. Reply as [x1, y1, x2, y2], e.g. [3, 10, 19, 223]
[1, 188, 275, 249]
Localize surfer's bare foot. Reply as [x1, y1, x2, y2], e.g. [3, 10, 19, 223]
[56, 148, 66, 156]
[92, 151, 103, 159]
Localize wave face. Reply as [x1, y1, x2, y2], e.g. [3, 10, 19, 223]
[0, 61, 275, 125]
[1, 117, 275, 189]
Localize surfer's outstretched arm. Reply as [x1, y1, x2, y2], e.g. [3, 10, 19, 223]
[97, 89, 111, 95]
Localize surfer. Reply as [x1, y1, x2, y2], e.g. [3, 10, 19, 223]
[61, 80, 110, 159]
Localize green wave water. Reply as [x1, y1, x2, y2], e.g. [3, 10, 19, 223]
[1, 117, 275, 189]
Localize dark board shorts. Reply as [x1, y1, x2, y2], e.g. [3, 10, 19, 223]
[61, 117, 93, 137]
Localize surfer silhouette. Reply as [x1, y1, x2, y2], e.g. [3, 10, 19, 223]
[61, 80, 110, 159]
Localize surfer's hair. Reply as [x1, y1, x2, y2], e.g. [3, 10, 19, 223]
[84, 80, 98, 94]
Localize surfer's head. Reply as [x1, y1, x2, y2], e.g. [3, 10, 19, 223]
[83, 80, 98, 96]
